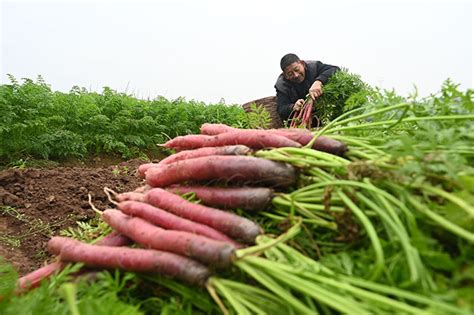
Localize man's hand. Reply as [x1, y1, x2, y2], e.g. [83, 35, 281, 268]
[308, 80, 323, 100]
[293, 99, 305, 111]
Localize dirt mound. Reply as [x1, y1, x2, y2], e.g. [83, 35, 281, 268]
[0, 159, 147, 275]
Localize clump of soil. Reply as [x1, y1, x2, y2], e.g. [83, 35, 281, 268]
[0, 159, 147, 275]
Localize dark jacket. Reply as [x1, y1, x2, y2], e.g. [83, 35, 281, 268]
[274, 60, 340, 121]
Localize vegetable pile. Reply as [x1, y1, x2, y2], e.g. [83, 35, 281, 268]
[10, 128, 307, 310]
[1, 80, 473, 314]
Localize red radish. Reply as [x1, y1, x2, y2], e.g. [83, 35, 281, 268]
[167, 186, 273, 212]
[198, 123, 347, 156]
[115, 191, 147, 202]
[16, 231, 131, 293]
[15, 262, 64, 294]
[138, 163, 159, 178]
[117, 201, 242, 247]
[93, 230, 133, 247]
[269, 130, 347, 156]
[145, 188, 263, 244]
[145, 155, 297, 188]
[102, 210, 236, 267]
[158, 145, 251, 166]
[133, 185, 152, 193]
[162, 131, 301, 150]
[302, 100, 314, 129]
[161, 135, 212, 149]
[289, 99, 315, 129]
[200, 123, 236, 135]
[113, 187, 264, 244]
[47, 237, 211, 286]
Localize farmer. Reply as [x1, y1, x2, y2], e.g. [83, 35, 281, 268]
[275, 53, 340, 122]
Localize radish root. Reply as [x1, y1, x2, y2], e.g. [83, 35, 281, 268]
[88, 193, 103, 215]
[103, 187, 120, 206]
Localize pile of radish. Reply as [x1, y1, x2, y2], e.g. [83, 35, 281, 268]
[13, 115, 472, 315]
[18, 123, 347, 291]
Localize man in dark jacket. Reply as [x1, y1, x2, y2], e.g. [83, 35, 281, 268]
[274, 53, 340, 121]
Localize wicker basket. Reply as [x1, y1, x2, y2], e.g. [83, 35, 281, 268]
[241, 96, 283, 129]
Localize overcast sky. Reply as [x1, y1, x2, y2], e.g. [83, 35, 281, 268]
[1, 0, 472, 104]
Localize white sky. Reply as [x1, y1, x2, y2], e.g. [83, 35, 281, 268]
[1, 0, 473, 104]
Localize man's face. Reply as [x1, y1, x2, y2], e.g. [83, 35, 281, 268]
[283, 61, 305, 83]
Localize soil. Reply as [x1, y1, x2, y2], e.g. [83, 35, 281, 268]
[0, 158, 149, 276]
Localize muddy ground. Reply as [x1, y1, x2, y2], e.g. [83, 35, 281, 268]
[0, 159, 148, 275]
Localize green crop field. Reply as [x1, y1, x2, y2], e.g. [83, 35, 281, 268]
[0, 75, 248, 165]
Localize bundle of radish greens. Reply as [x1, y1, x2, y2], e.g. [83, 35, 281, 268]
[1, 80, 473, 315]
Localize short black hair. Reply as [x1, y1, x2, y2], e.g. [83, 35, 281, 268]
[280, 53, 300, 71]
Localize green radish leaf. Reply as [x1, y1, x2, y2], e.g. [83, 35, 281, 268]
[458, 175, 474, 193]
[0, 259, 18, 302]
[420, 250, 456, 271]
[435, 190, 474, 230]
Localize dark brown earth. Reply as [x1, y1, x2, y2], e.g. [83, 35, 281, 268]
[0, 159, 148, 275]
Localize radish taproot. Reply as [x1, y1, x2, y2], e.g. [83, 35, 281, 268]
[137, 163, 159, 178]
[167, 186, 273, 212]
[145, 156, 297, 188]
[16, 231, 131, 293]
[270, 130, 348, 156]
[144, 188, 263, 244]
[162, 132, 301, 150]
[138, 145, 252, 178]
[199, 123, 348, 156]
[200, 123, 235, 135]
[115, 191, 147, 202]
[117, 200, 242, 247]
[158, 145, 251, 165]
[102, 210, 236, 267]
[47, 237, 211, 286]
[15, 262, 64, 294]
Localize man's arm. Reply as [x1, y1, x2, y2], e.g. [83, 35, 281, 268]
[314, 61, 340, 85]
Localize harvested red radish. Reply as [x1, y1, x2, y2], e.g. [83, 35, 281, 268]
[16, 231, 131, 293]
[15, 262, 64, 294]
[158, 145, 251, 166]
[115, 191, 147, 202]
[162, 131, 301, 150]
[137, 163, 159, 178]
[102, 210, 236, 267]
[134, 185, 152, 193]
[145, 188, 263, 244]
[117, 200, 242, 247]
[47, 237, 211, 286]
[269, 130, 348, 156]
[198, 123, 347, 156]
[200, 123, 236, 135]
[145, 156, 296, 188]
[167, 186, 273, 212]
